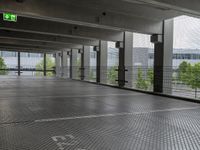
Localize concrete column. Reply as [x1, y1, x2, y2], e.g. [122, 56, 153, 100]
[67, 50, 71, 78]
[62, 50, 68, 78]
[60, 52, 63, 77]
[79, 49, 84, 80]
[163, 19, 174, 94]
[69, 50, 72, 79]
[124, 32, 133, 88]
[71, 49, 78, 79]
[99, 41, 108, 84]
[43, 53, 46, 76]
[116, 32, 133, 87]
[118, 42, 125, 87]
[83, 46, 90, 81]
[17, 52, 20, 76]
[96, 45, 100, 83]
[153, 19, 173, 93]
[154, 42, 164, 93]
[55, 52, 61, 77]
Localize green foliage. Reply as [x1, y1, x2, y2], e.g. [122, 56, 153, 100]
[136, 67, 154, 90]
[188, 63, 200, 89]
[136, 68, 148, 90]
[178, 61, 200, 98]
[107, 66, 118, 84]
[147, 68, 154, 85]
[0, 57, 8, 75]
[178, 61, 190, 82]
[35, 56, 55, 76]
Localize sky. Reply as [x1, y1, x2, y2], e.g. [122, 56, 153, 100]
[108, 15, 200, 50]
[108, 33, 153, 49]
[173, 15, 200, 49]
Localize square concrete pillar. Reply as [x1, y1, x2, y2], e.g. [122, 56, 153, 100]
[62, 50, 69, 78]
[153, 19, 173, 94]
[17, 52, 21, 76]
[43, 53, 46, 76]
[83, 46, 90, 81]
[69, 50, 72, 79]
[55, 52, 61, 77]
[71, 49, 78, 79]
[124, 32, 133, 88]
[116, 32, 133, 87]
[99, 41, 108, 84]
[154, 42, 164, 93]
[96, 45, 100, 83]
[163, 19, 174, 94]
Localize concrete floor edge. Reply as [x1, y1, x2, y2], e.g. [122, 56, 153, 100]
[71, 78, 200, 105]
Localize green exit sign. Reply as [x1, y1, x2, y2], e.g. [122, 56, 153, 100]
[3, 13, 17, 22]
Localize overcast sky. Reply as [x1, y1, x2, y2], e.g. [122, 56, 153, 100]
[108, 33, 153, 48]
[173, 15, 200, 49]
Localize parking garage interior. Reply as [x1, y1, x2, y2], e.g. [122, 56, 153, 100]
[1, 0, 200, 149]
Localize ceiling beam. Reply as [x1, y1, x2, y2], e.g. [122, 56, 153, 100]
[0, 30, 99, 46]
[0, 16, 124, 42]
[0, 38, 83, 50]
[123, 0, 200, 16]
[0, 0, 163, 34]
[0, 44, 57, 53]
[61, 0, 182, 21]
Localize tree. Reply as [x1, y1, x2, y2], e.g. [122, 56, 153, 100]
[185, 63, 200, 98]
[178, 62, 200, 98]
[136, 67, 148, 90]
[0, 57, 8, 75]
[178, 61, 190, 82]
[107, 66, 118, 84]
[35, 56, 55, 76]
[147, 68, 154, 86]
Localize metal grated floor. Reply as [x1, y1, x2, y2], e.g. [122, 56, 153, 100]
[0, 77, 200, 150]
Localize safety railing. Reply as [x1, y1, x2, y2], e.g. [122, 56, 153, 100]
[56, 65, 200, 100]
[0, 66, 55, 77]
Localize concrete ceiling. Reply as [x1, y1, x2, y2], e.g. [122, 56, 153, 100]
[0, 44, 57, 53]
[0, 30, 99, 46]
[0, 0, 199, 53]
[0, 38, 83, 50]
[0, 0, 164, 33]
[0, 16, 124, 42]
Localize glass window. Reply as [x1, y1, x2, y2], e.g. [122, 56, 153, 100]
[131, 33, 154, 91]
[173, 15, 200, 99]
[107, 41, 119, 85]
[89, 46, 96, 82]
[0, 50, 17, 76]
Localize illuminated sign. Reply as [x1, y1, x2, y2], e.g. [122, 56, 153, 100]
[3, 13, 17, 22]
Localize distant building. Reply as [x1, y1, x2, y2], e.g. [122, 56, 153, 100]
[0, 51, 51, 76]
[2, 47, 200, 76]
[134, 47, 200, 68]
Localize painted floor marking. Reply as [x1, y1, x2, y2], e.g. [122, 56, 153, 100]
[35, 106, 200, 123]
[51, 134, 86, 150]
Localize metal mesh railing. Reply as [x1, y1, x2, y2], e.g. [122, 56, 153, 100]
[0, 65, 55, 77]
[124, 66, 154, 92]
[170, 67, 200, 99]
[56, 65, 200, 100]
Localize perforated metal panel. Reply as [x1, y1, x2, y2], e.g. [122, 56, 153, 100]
[0, 77, 200, 150]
